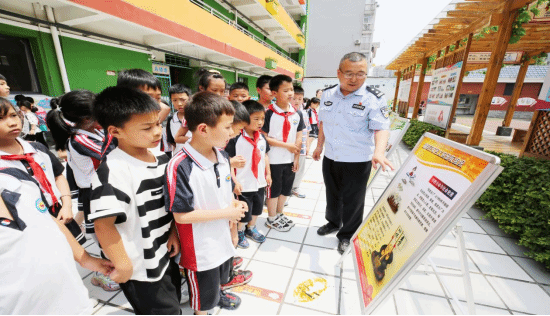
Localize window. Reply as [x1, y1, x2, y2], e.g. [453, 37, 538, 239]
[0, 35, 41, 93]
[503, 83, 515, 96]
[238, 77, 248, 86]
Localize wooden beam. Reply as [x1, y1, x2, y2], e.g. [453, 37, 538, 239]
[406, 64, 417, 117]
[502, 54, 530, 127]
[467, 2, 518, 145]
[412, 56, 429, 119]
[446, 33, 474, 136]
[393, 71, 402, 112]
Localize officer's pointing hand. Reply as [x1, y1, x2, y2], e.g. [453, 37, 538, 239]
[372, 153, 394, 172]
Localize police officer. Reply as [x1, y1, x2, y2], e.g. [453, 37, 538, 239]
[312, 52, 394, 254]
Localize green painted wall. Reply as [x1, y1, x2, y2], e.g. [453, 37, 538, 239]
[0, 23, 64, 96]
[60, 37, 152, 93]
[201, 0, 235, 20]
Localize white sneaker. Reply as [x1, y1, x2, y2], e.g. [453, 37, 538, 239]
[278, 213, 295, 227]
[265, 215, 292, 232]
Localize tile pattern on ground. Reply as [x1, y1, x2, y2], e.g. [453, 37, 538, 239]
[73, 142, 550, 315]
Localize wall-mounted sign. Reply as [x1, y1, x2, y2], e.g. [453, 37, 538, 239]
[467, 52, 523, 64]
[491, 97, 507, 105]
[517, 97, 537, 107]
[152, 64, 170, 75]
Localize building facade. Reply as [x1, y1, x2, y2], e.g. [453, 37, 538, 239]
[0, 0, 307, 103]
[303, 0, 379, 83]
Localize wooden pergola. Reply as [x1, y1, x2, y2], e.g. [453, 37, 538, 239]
[386, 0, 550, 146]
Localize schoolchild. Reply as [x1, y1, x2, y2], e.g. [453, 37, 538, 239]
[173, 68, 226, 144]
[262, 75, 305, 232]
[289, 86, 309, 199]
[165, 92, 251, 314]
[46, 89, 119, 292]
[256, 75, 273, 109]
[305, 97, 321, 157]
[165, 84, 192, 155]
[90, 87, 182, 314]
[225, 100, 271, 248]
[0, 74, 9, 98]
[0, 97, 113, 314]
[228, 82, 251, 104]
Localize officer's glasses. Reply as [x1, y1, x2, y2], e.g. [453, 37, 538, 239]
[339, 69, 367, 79]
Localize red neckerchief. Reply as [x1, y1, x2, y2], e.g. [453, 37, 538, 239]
[269, 104, 293, 142]
[241, 130, 261, 179]
[309, 108, 318, 125]
[1, 153, 59, 206]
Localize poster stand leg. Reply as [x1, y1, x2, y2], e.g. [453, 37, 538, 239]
[422, 224, 476, 315]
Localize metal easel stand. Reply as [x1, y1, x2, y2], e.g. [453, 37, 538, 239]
[420, 224, 476, 315]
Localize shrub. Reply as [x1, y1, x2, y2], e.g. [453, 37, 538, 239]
[402, 119, 445, 148]
[476, 151, 550, 269]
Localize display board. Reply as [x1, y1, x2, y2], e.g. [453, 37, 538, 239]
[398, 79, 412, 102]
[425, 61, 463, 129]
[367, 115, 411, 187]
[350, 133, 503, 314]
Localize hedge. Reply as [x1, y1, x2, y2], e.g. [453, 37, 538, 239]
[402, 119, 445, 148]
[476, 152, 550, 269]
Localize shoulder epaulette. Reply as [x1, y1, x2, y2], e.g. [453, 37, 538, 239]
[323, 84, 338, 91]
[366, 86, 384, 99]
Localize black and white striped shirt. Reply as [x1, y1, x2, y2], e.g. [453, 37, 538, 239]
[90, 148, 172, 282]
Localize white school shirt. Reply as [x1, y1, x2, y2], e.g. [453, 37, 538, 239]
[165, 143, 235, 272]
[168, 114, 192, 154]
[89, 148, 173, 282]
[225, 131, 270, 192]
[0, 143, 91, 315]
[262, 103, 305, 165]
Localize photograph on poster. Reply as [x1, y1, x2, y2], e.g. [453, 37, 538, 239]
[351, 135, 501, 313]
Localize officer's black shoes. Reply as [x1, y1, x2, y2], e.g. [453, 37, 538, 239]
[337, 239, 350, 255]
[317, 223, 339, 236]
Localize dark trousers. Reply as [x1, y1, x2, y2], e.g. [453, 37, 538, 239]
[119, 260, 182, 315]
[322, 157, 372, 241]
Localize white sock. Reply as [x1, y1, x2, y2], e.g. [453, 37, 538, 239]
[268, 215, 277, 221]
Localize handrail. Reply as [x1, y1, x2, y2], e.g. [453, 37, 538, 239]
[189, 0, 301, 67]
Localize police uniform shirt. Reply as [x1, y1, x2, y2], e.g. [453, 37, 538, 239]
[225, 131, 270, 192]
[0, 140, 91, 314]
[318, 82, 390, 163]
[89, 148, 173, 282]
[165, 143, 236, 272]
[262, 103, 305, 165]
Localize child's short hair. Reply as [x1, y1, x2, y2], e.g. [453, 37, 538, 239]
[293, 85, 304, 95]
[229, 82, 249, 93]
[117, 69, 161, 90]
[0, 73, 6, 81]
[256, 75, 272, 89]
[169, 84, 191, 98]
[185, 92, 235, 132]
[231, 100, 250, 125]
[269, 75, 293, 92]
[0, 97, 15, 116]
[196, 68, 226, 91]
[93, 86, 160, 129]
[242, 100, 265, 116]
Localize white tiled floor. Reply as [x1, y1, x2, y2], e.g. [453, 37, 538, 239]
[75, 143, 550, 315]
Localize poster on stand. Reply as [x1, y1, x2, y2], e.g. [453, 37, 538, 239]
[398, 79, 412, 102]
[367, 115, 411, 187]
[425, 62, 463, 129]
[350, 133, 503, 314]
